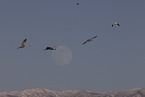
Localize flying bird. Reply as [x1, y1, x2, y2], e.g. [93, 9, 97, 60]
[82, 36, 97, 45]
[17, 39, 30, 49]
[112, 23, 120, 27]
[44, 47, 56, 50]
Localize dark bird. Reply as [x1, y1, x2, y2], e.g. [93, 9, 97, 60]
[44, 47, 56, 50]
[17, 39, 30, 49]
[112, 23, 120, 27]
[82, 36, 97, 45]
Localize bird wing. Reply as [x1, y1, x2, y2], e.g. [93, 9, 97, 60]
[44, 47, 49, 50]
[117, 23, 120, 26]
[46, 47, 50, 49]
[82, 41, 88, 45]
[92, 36, 97, 39]
[90, 36, 97, 40]
[21, 39, 27, 46]
[112, 24, 114, 27]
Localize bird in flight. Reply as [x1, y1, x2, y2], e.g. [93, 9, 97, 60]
[44, 47, 56, 50]
[112, 23, 120, 27]
[82, 35, 97, 45]
[17, 39, 30, 49]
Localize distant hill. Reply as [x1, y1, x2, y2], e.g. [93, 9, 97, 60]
[0, 88, 145, 97]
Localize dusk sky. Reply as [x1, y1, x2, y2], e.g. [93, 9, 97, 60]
[0, 0, 145, 92]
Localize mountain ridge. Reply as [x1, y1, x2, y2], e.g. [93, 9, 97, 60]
[0, 88, 145, 97]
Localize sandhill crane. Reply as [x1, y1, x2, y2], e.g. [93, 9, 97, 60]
[44, 47, 56, 50]
[112, 23, 120, 27]
[17, 39, 30, 49]
[82, 35, 97, 45]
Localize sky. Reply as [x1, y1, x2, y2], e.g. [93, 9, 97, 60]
[0, 0, 145, 92]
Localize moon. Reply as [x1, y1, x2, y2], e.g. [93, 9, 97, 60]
[51, 46, 72, 66]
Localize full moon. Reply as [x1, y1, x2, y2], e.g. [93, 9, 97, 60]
[51, 46, 72, 66]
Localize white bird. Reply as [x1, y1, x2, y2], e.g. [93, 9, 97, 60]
[17, 39, 30, 49]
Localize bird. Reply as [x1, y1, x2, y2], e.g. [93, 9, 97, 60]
[17, 39, 30, 49]
[112, 23, 120, 27]
[82, 35, 97, 45]
[44, 47, 56, 50]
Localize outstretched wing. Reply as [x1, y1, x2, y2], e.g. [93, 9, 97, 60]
[92, 35, 97, 39]
[112, 24, 114, 27]
[89, 36, 97, 40]
[117, 23, 120, 26]
[112, 23, 117, 27]
[82, 41, 88, 45]
[45, 47, 50, 50]
[21, 39, 27, 46]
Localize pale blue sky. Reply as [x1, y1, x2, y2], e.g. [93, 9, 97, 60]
[0, 0, 145, 92]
